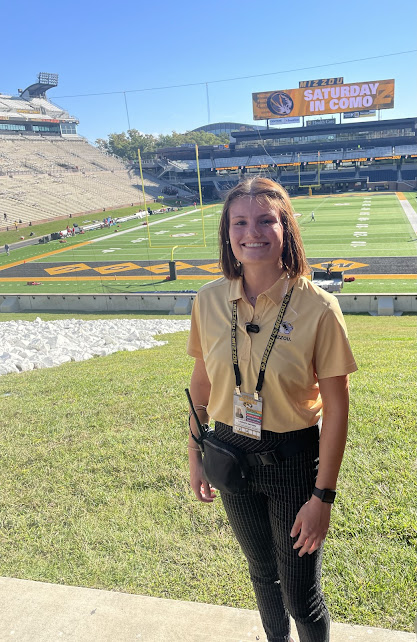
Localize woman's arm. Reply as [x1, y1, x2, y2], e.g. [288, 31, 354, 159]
[291, 374, 350, 556]
[188, 358, 216, 503]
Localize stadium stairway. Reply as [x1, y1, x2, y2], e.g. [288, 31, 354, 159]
[0, 577, 414, 641]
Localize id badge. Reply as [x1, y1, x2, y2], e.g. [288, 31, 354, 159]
[233, 391, 262, 440]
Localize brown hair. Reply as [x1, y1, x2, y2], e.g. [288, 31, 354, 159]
[219, 177, 310, 279]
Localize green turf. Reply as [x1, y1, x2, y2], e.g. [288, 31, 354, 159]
[0, 205, 201, 269]
[0, 193, 415, 296]
[294, 193, 416, 258]
[404, 191, 417, 214]
[0, 314, 415, 632]
[0, 201, 178, 247]
[0, 278, 415, 296]
[25, 193, 415, 264]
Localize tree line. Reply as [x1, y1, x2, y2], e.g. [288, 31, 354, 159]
[95, 129, 229, 161]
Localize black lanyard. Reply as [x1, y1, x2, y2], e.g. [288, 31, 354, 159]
[231, 287, 293, 398]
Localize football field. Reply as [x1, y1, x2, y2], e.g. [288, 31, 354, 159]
[32, 192, 417, 262]
[0, 192, 416, 295]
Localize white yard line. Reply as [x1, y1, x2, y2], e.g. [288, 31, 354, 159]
[87, 209, 200, 245]
[397, 197, 417, 235]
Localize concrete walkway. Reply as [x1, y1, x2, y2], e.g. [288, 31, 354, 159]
[0, 577, 414, 642]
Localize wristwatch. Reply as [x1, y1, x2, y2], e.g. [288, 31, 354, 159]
[312, 486, 336, 504]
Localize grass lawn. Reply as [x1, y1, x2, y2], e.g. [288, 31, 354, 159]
[0, 314, 415, 632]
[404, 192, 417, 213]
[0, 201, 176, 247]
[22, 193, 414, 264]
[0, 193, 415, 295]
[0, 277, 415, 296]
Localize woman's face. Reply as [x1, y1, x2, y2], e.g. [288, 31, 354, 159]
[228, 196, 284, 271]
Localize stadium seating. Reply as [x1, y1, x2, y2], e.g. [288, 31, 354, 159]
[359, 168, 397, 182]
[319, 170, 356, 180]
[214, 156, 249, 168]
[0, 135, 190, 225]
[401, 168, 417, 180]
[393, 144, 417, 155]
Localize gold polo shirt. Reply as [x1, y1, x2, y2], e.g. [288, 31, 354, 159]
[187, 274, 357, 433]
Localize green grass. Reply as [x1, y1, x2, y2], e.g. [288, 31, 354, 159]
[0, 201, 177, 247]
[27, 193, 415, 264]
[0, 204, 199, 268]
[0, 314, 415, 632]
[0, 193, 415, 296]
[293, 193, 416, 258]
[404, 192, 417, 214]
[0, 277, 415, 296]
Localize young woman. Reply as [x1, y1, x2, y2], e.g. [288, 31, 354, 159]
[187, 177, 357, 642]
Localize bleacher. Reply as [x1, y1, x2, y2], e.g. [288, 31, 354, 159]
[214, 156, 249, 168]
[0, 136, 187, 225]
[401, 168, 417, 180]
[359, 168, 398, 182]
[393, 144, 417, 155]
[319, 170, 356, 181]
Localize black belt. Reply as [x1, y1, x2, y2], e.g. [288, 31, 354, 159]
[245, 425, 319, 467]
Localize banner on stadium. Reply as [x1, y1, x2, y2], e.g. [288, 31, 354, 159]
[269, 117, 300, 125]
[343, 110, 376, 119]
[252, 79, 394, 120]
[306, 118, 336, 127]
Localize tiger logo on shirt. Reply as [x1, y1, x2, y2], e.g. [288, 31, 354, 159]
[279, 321, 294, 335]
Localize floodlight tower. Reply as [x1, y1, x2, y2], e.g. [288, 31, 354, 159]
[19, 72, 59, 99]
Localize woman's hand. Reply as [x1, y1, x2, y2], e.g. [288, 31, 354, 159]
[290, 374, 349, 557]
[189, 454, 216, 503]
[290, 495, 331, 557]
[188, 358, 214, 503]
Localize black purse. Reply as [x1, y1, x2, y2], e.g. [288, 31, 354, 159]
[186, 389, 248, 494]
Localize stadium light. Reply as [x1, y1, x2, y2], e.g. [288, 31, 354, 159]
[38, 72, 58, 87]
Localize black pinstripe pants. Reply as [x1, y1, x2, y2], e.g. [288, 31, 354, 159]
[215, 422, 330, 642]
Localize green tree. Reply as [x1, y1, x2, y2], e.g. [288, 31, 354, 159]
[96, 130, 157, 161]
[96, 129, 229, 160]
[155, 130, 229, 148]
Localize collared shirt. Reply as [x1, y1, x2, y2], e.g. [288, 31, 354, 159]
[187, 274, 357, 433]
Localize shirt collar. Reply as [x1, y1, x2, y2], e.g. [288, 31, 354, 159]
[228, 273, 292, 306]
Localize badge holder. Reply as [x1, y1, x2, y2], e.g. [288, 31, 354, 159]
[233, 388, 262, 440]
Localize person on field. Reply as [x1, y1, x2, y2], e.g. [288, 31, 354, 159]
[187, 177, 357, 642]
[310, 211, 315, 222]
[5, 244, 10, 255]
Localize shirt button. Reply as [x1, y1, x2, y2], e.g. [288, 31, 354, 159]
[254, 315, 259, 320]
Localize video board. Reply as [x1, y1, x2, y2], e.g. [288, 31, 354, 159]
[252, 79, 394, 120]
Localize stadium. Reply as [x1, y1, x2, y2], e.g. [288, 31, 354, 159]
[141, 116, 417, 200]
[1, 73, 416, 224]
[0, 72, 415, 314]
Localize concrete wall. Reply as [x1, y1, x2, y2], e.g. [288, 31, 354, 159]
[336, 294, 417, 315]
[1, 293, 416, 316]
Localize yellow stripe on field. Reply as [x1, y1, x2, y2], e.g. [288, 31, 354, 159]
[0, 240, 94, 272]
[0, 274, 415, 282]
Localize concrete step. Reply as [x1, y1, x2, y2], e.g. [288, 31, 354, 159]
[0, 577, 414, 642]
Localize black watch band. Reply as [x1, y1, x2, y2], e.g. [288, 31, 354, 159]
[312, 486, 336, 504]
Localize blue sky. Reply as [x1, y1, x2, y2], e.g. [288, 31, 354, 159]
[1, 0, 416, 143]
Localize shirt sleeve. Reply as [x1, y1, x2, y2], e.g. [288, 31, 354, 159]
[313, 298, 358, 379]
[187, 294, 204, 360]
